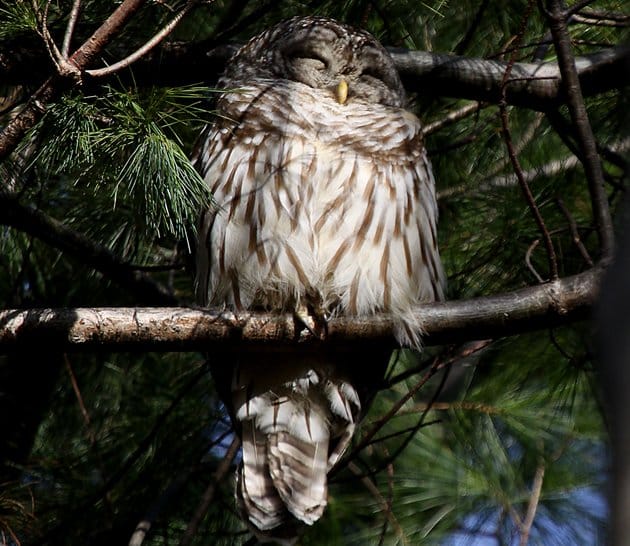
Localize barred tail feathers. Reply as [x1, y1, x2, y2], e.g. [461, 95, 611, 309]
[233, 367, 361, 540]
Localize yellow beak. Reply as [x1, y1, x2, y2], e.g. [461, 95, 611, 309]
[335, 78, 348, 105]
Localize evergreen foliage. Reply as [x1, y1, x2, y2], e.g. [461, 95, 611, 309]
[0, 0, 627, 544]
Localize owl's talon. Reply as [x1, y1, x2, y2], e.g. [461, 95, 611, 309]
[293, 304, 325, 339]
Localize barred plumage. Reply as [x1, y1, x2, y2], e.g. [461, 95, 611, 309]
[194, 15, 444, 543]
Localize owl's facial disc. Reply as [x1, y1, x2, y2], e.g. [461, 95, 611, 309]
[279, 34, 403, 107]
[224, 16, 406, 108]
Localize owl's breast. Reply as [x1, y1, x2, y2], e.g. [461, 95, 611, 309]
[196, 80, 443, 334]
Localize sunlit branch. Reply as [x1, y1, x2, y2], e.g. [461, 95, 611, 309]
[0, 267, 601, 351]
[0, 0, 148, 163]
[86, 0, 198, 78]
[61, 0, 82, 58]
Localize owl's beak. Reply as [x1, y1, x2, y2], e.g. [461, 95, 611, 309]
[335, 78, 348, 105]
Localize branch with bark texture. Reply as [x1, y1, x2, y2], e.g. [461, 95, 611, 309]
[0, 0, 190, 163]
[391, 44, 630, 110]
[0, 267, 600, 351]
[1, 37, 628, 109]
[544, 0, 615, 259]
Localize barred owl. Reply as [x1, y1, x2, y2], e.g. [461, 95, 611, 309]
[194, 16, 444, 543]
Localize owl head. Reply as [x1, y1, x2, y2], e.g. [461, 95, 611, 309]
[221, 16, 406, 108]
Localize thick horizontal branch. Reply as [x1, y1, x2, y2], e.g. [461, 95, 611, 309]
[390, 45, 630, 109]
[1, 37, 628, 109]
[0, 268, 600, 352]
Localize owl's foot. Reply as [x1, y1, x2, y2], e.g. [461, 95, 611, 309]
[293, 291, 328, 340]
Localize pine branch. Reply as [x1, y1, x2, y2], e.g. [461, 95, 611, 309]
[0, 267, 600, 351]
[391, 45, 630, 110]
[0, 192, 177, 305]
[1, 38, 628, 109]
[0, 0, 149, 163]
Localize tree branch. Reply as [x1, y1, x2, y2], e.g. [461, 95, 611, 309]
[0, 268, 600, 351]
[86, 0, 198, 78]
[1, 37, 627, 109]
[0, 0, 148, 163]
[0, 192, 177, 305]
[178, 436, 240, 546]
[390, 45, 629, 110]
[544, 0, 615, 260]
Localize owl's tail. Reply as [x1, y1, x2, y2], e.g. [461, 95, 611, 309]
[232, 368, 361, 544]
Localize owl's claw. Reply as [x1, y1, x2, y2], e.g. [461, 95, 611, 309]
[293, 301, 328, 340]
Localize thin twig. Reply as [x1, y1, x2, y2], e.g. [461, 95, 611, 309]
[62, 0, 83, 58]
[492, 113, 545, 178]
[333, 359, 442, 476]
[179, 436, 240, 546]
[519, 462, 546, 545]
[556, 196, 594, 267]
[440, 138, 630, 201]
[347, 461, 407, 546]
[362, 362, 453, 478]
[64, 355, 93, 432]
[87, 0, 199, 78]
[35, 0, 64, 66]
[423, 102, 484, 136]
[64, 354, 114, 521]
[500, 0, 559, 281]
[351, 420, 441, 451]
[402, 400, 504, 415]
[525, 239, 545, 283]
[93, 362, 210, 506]
[544, 0, 615, 261]
[386, 340, 492, 387]
[378, 456, 395, 546]
[500, 114, 558, 280]
[572, 13, 630, 28]
[579, 8, 630, 24]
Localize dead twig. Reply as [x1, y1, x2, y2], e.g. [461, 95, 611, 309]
[519, 462, 546, 545]
[500, 0, 559, 281]
[525, 239, 545, 283]
[62, 0, 83, 58]
[556, 196, 594, 267]
[179, 436, 240, 546]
